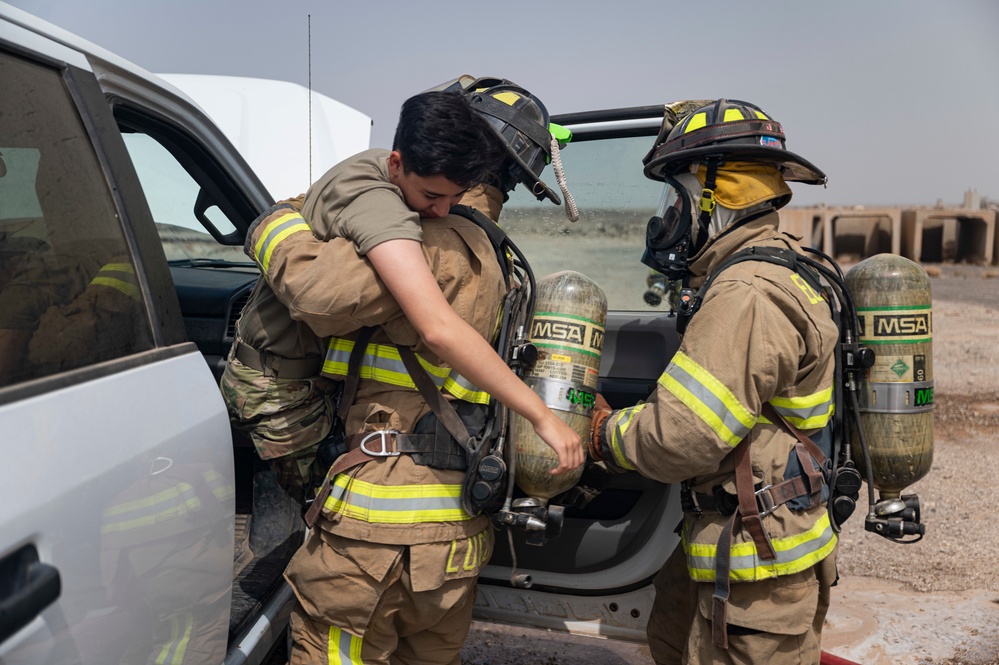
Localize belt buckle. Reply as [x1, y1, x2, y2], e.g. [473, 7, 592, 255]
[754, 484, 775, 518]
[360, 430, 401, 457]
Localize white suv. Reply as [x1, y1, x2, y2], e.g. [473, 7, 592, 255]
[1, 4, 689, 662]
[0, 5, 308, 663]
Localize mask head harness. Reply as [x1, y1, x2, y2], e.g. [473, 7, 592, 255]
[640, 99, 827, 283]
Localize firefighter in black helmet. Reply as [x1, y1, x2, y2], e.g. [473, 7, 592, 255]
[236, 77, 582, 665]
[590, 99, 839, 665]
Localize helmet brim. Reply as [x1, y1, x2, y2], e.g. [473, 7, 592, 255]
[645, 144, 827, 186]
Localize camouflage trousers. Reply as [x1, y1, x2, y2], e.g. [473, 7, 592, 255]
[219, 345, 337, 501]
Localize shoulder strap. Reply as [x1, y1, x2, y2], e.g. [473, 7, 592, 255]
[448, 203, 513, 285]
[677, 245, 820, 335]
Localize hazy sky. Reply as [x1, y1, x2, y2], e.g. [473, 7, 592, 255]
[9, 0, 998, 208]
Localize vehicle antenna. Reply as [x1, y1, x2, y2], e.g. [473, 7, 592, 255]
[308, 14, 312, 184]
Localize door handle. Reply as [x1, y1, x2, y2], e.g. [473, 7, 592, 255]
[0, 545, 62, 645]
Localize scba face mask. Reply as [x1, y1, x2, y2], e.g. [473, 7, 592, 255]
[641, 173, 700, 281]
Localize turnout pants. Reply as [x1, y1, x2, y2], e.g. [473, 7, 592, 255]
[285, 526, 494, 665]
[648, 546, 838, 665]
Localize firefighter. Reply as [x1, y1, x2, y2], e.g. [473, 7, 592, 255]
[221, 88, 580, 505]
[588, 99, 839, 665]
[241, 79, 579, 664]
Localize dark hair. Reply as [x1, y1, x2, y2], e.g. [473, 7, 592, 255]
[392, 91, 503, 189]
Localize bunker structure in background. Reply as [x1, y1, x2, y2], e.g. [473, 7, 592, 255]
[781, 190, 998, 266]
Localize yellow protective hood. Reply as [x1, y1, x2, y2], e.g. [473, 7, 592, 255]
[694, 161, 792, 210]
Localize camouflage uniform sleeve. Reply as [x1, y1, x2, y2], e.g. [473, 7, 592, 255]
[596, 280, 791, 483]
[244, 197, 406, 338]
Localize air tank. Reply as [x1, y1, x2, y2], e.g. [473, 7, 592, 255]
[845, 254, 934, 500]
[511, 271, 607, 501]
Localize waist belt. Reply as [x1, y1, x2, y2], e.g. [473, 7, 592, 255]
[233, 340, 323, 379]
[681, 476, 810, 519]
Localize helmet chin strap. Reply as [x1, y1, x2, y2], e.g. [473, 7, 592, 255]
[693, 157, 721, 254]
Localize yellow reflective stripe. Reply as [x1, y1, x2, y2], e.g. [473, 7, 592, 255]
[89, 276, 141, 300]
[202, 468, 236, 502]
[254, 212, 310, 274]
[607, 405, 643, 471]
[768, 387, 834, 429]
[754, 109, 769, 120]
[324, 337, 490, 404]
[327, 626, 363, 665]
[155, 613, 193, 665]
[90, 262, 141, 301]
[101, 482, 202, 534]
[685, 512, 837, 582]
[723, 108, 745, 122]
[659, 352, 755, 447]
[685, 112, 707, 132]
[324, 475, 471, 524]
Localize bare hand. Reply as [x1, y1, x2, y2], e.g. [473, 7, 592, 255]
[533, 411, 584, 475]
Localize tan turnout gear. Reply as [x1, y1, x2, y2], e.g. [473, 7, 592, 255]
[221, 150, 427, 496]
[245, 177, 507, 664]
[594, 212, 839, 664]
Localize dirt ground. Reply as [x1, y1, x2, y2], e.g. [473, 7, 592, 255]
[464, 262, 999, 664]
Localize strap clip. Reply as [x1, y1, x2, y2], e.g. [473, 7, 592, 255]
[698, 187, 717, 214]
[754, 484, 776, 518]
[359, 430, 401, 457]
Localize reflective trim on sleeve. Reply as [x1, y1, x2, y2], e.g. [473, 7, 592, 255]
[685, 512, 837, 582]
[606, 405, 644, 471]
[253, 212, 311, 275]
[324, 336, 490, 405]
[90, 262, 141, 301]
[767, 387, 834, 429]
[324, 474, 471, 524]
[658, 352, 756, 447]
[327, 626, 363, 664]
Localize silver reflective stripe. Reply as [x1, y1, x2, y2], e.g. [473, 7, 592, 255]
[101, 482, 202, 534]
[327, 626, 362, 664]
[665, 360, 753, 443]
[327, 478, 468, 524]
[324, 338, 489, 404]
[859, 380, 934, 414]
[770, 395, 833, 428]
[525, 375, 594, 417]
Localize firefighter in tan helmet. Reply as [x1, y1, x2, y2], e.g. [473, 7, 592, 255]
[589, 99, 839, 664]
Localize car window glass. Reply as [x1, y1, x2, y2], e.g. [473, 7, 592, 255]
[0, 50, 153, 389]
[502, 135, 663, 311]
[120, 131, 248, 264]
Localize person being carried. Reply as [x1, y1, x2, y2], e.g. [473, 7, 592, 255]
[589, 99, 839, 665]
[221, 86, 582, 505]
[241, 78, 576, 664]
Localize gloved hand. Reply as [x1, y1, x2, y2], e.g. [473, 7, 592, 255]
[588, 393, 612, 463]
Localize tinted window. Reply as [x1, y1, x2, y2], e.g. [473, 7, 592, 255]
[0, 51, 153, 388]
[503, 134, 664, 311]
[118, 120, 253, 265]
